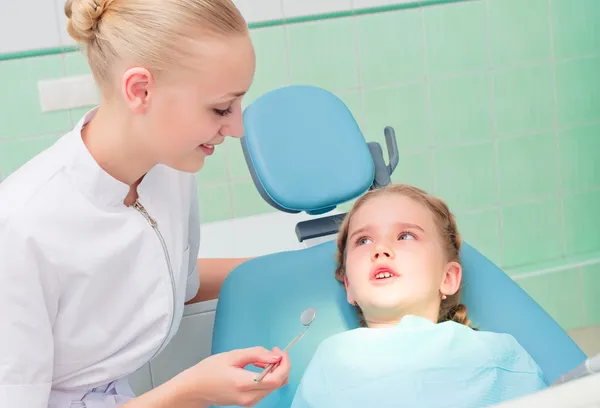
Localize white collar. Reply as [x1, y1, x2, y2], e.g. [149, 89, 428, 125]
[66, 108, 161, 208]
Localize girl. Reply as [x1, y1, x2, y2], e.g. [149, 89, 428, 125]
[0, 0, 289, 407]
[291, 184, 547, 407]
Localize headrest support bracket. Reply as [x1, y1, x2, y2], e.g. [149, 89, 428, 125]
[369, 127, 400, 189]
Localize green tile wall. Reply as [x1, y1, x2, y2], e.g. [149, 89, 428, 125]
[1, 0, 599, 331]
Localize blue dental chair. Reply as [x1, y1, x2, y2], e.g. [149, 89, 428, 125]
[211, 85, 587, 407]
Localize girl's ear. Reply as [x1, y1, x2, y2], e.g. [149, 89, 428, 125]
[440, 261, 462, 297]
[344, 276, 356, 305]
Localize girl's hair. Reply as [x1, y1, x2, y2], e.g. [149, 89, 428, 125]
[335, 184, 476, 329]
[64, 0, 248, 87]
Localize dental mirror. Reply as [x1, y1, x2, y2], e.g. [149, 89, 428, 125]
[300, 307, 316, 326]
[254, 307, 317, 383]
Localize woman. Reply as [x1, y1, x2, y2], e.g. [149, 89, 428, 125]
[0, 0, 290, 407]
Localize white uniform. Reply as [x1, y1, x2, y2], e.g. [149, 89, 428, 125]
[0, 109, 201, 407]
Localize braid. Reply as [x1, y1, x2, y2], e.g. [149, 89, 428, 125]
[441, 303, 478, 330]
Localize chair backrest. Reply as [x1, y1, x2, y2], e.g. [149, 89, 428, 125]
[211, 85, 587, 407]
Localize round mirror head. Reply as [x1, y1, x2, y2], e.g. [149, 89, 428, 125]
[300, 307, 316, 326]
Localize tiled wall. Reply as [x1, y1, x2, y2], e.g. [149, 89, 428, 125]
[1, 0, 599, 388]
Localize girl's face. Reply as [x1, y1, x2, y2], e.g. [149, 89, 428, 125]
[344, 194, 461, 326]
[119, 33, 256, 173]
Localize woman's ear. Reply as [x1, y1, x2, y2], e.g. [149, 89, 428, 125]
[440, 261, 462, 297]
[121, 67, 153, 114]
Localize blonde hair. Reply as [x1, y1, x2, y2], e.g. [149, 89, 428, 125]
[64, 0, 248, 86]
[335, 184, 476, 329]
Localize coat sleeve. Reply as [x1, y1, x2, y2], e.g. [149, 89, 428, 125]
[184, 178, 201, 302]
[0, 216, 59, 408]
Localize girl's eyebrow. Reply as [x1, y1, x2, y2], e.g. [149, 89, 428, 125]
[393, 222, 425, 233]
[348, 226, 370, 242]
[348, 222, 425, 242]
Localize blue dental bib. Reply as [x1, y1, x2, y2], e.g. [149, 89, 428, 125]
[291, 315, 547, 408]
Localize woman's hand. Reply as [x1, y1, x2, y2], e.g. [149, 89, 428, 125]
[176, 346, 291, 407]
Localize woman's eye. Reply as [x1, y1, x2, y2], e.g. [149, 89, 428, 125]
[214, 107, 232, 117]
[398, 232, 416, 241]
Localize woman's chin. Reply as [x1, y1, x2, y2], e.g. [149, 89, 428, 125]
[163, 150, 207, 173]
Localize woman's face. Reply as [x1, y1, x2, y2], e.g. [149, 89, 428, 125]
[343, 194, 461, 326]
[122, 33, 256, 173]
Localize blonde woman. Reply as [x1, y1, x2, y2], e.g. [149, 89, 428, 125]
[0, 1, 290, 407]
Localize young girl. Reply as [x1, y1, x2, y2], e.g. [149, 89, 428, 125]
[0, 1, 289, 407]
[291, 184, 547, 407]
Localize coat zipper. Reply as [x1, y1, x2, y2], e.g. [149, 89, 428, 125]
[132, 199, 177, 360]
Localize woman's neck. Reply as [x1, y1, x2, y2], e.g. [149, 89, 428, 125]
[82, 104, 156, 187]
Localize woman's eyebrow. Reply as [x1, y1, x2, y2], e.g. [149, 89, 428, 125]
[225, 90, 247, 97]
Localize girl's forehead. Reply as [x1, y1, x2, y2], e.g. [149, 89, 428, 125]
[349, 194, 435, 233]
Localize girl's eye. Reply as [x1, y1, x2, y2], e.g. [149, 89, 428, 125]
[357, 237, 372, 246]
[398, 232, 416, 241]
[214, 107, 232, 117]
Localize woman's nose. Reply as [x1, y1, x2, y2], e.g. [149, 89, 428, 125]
[220, 112, 245, 139]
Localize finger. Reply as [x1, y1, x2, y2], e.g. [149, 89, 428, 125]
[260, 351, 290, 389]
[231, 346, 281, 368]
[251, 347, 285, 369]
[234, 368, 279, 393]
[268, 347, 285, 369]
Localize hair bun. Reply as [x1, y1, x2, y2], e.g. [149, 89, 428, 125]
[64, 0, 113, 44]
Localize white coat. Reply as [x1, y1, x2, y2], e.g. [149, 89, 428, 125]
[0, 109, 201, 407]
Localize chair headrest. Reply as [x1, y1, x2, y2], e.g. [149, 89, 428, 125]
[241, 85, 375, 215]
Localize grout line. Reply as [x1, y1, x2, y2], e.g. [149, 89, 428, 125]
[297, 50, 599, 88]
[281, 0, 294, 85]
[51, 0, 74, 129]
[341, 116, 600, 156]
[452, 184, 600, 215]
[350, 0, 364, 96]
[482, 0, 505, 268]
[5, 117, 600, 148]
[419, 4, 437, 194]
[196, 180, 600, 206]
[546, 0, 568, 259]
[3, 15, 600, 62]
[349, 0, 367, 135]
[350, 0, 367, 138]
[511, 257, 600, 281]
[0, 0, 477, 63]
[577, 265, 587, 327]
[0, 132, 69, 143]
[222, 141, 236, 220]
[3, 62, 599, 142]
